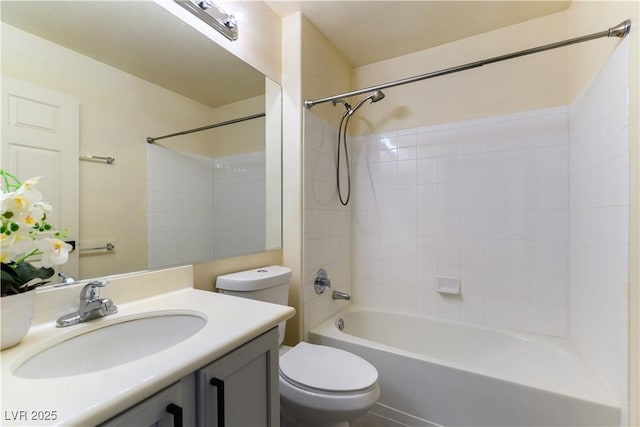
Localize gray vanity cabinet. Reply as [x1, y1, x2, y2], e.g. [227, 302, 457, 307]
[101, 375, 197, 427]
[197, 328, 280, 427]
[101, 328, 279, 427]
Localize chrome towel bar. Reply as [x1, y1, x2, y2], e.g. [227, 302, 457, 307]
[80, 155, 115, 164]
[80, 243, 115, 253]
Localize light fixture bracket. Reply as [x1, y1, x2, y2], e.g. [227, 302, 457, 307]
[175, 0, 238, 41]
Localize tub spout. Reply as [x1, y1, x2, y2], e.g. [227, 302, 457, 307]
[332, 290, 351, 301]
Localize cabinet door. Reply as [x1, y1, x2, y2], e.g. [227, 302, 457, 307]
[101, 376, 196, 427]
[197, 328, 279, 427]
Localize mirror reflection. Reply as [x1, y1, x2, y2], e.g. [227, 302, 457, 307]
[0, 1, 282, 282]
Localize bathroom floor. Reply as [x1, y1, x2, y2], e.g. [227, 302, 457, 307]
[352, 412, 408, 427]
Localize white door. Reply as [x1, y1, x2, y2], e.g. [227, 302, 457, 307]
[1, 76, 80, 280]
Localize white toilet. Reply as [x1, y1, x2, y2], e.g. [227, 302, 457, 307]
[216, 266, 380, 427]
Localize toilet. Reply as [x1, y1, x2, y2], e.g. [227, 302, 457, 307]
[216, 266, 380, 427]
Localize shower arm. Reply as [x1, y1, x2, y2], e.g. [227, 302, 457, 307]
[332, 99, 352, 111]
[304, 19, 631, 109]
[347, 94, 375, 116]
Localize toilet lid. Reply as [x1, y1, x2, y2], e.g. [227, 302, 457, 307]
[280, 342, 378, 392]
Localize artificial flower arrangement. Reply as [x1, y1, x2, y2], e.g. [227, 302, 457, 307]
[1, 170, 72, 297]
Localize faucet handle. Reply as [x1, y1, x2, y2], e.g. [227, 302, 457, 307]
[314, 268, 331, 295]
[80, 280, 109, 300]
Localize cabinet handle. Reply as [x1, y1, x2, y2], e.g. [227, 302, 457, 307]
[210, 377, 225, 427]
[166, 403, 183, 427]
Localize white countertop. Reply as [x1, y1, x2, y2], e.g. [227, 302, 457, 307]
[0, 266, 295, 426]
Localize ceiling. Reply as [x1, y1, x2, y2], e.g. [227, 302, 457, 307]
[266, 1, 572, 67]
[0, 1, 265, 108]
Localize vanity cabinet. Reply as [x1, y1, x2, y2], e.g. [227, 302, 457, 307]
[197, 328, 280, 427]
[101, 375, 197, 427]
[100, 328, 279, 427]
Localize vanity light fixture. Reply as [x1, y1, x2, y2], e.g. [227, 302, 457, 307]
[175, 0, 238, 41]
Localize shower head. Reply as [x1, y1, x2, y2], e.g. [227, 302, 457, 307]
[370, 90, 385, 103]
[335, 89, 385, 206]
[348, 90, 385, 116]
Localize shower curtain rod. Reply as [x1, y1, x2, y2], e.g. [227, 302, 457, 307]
[146, 112, 265, 144]
[304, 19, 631, 109]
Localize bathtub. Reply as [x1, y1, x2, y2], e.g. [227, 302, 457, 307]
[309, 304, 620, 427]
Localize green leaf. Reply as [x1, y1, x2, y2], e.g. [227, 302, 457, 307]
[1, 262, 54, 296]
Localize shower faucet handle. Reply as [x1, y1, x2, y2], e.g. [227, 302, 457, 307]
[314, 268, 331, 295]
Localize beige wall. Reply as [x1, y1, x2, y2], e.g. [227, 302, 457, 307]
[281, 12, 304, 345]
[208, 95, 266, 158]
[161, 95, 265, 158]
[351, 11, 570, 135]
[300, 15, 353, 124]
[266, 78, 283, 250]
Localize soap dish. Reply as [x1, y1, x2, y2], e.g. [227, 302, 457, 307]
[436, 277, 461, 295]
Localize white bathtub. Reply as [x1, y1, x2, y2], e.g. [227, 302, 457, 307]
[309, 304, 620, 426]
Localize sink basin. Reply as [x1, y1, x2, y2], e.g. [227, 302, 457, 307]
[14, 313, 206, 378]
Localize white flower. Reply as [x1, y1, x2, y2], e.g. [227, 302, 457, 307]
[1, 172, 70, 294]
[18, 206, 46, 230]
[2, 174, 68, 261]
[34, 201, 52, 214]
[36, 238, 73, 267]
[0, 233, 36, 263]
[19, 176, 42, 191]
[1, 192, 32, 216]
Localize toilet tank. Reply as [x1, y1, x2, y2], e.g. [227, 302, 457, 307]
[216, 266, 292, 345]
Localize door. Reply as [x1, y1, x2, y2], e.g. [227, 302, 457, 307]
[197, 328, 280, 427]
[1, 76, 80, 278]
[100, 381, 194, 427]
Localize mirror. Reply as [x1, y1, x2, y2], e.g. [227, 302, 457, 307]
[0, 1, 282, 281]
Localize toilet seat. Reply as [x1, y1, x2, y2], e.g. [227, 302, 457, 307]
[280, 342, 378, 393]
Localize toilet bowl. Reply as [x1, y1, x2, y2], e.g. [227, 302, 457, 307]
[216, 266, 380, 427]
[279, 342, 380, 427]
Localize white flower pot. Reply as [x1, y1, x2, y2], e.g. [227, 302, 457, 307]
[1, 290, 36, 350]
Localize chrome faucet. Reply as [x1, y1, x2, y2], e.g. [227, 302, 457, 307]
[58, 271, 76, 284]
[56, 280, 118, 327]
[332, 290, 351, 301]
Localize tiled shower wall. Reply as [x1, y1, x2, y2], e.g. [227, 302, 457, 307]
[212, 152, 266, 259]
[303, 110, 353, 334]
[148, 145, 215, 269]
[568, 38, 629, 406]
[148, 145, 266, 268]
[350, 107, 570, 336]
